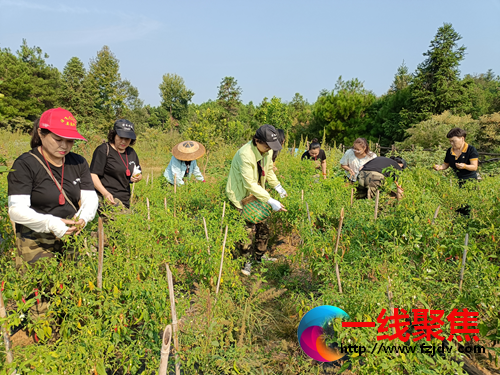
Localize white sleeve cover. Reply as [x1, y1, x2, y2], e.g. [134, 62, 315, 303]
[75, 190, 99, 227]
[8, 195, 68, 238]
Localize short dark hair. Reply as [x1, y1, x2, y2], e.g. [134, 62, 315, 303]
[277, 129, 285, 145]
[309, 138, 321, 151]
[446, 128, 467, 139]
[390, 156, 407, 169]
[30, 118, 51, 148]
[108, 127, 136, 146]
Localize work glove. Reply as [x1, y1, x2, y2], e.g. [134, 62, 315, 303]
[274, 184, 287, 198]
[267, 198, 283, 212]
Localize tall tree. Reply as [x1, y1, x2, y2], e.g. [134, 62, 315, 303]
[409, 23, 471, 122]
[217, 76, 242, 118]
[0, 40, 60, 131]
[88, 46, 126, 121]
[255, 97, 292, 131]
[60, 57, 96, 120]
[158, 73, 194, 122]
[312, 77, 375, 144]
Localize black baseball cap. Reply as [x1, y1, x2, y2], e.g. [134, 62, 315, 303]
[255, 124, 282, 152]
[114, 119, 136, 140]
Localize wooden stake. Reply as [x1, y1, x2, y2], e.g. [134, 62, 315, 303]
[166, 264, 180, 375]
[301, 189, 304, 202]
[97, 217, 104, 289]
[164, 197, 167, 212]
[350, 188, 354, 207]
[220, 202, 226, 235]
[174, 174, 177, 194]
[374, 190, 380, 221]
[147, 198, 150, 221]
[459, 234, 469, 293]
[146, 174, 149, 185]
[333, 207, 345, 294]
[216, 226, 229, 296]
[431, 205, 440, 224]
[0, 288, 14, 366]
[131, 182, 135, 200]
[203, 217, 210, 254]
[151, 172, 154, 188]
[158, 324, 172, 375]
[306, 202, 312, 233]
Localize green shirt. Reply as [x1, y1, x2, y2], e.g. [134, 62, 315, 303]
[226, 141, 280, 209]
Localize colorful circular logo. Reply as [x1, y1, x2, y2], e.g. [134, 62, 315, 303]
[297, 305, 349, 362]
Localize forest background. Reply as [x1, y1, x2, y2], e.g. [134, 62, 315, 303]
[1, 23, 499, 154]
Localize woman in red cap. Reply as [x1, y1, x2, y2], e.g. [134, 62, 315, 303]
[90, 119, 143, 210]
[8, 108, 98, 268]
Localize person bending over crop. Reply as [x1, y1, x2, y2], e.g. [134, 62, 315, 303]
[226, 124, 288, 276]
[301, 139, 327, 179]
[357, 156, 407, 199]
[340, 138, 377, 182]
[272, 129, 286, 171]
[8, 108, 98, 269]
[163, 141, 206, 186]
[90, 119, 142, 211]
[433, 127, 478, 216]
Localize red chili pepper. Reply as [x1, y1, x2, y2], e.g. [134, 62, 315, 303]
[34, 333, 39, 343]
[35, 289, 40, 305]
[1, 281, 4, 291]
[22, 297, 26, 303]
[114, 327, 118, 332]
[60, 283, 64, 291]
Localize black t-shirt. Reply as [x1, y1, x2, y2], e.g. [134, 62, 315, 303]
[8, 148, 94, 219]
[444, 143, 479, 180]
[301, 149, 326, 161]
[89, 143, 140, 208]
[361, 157, 402, 177]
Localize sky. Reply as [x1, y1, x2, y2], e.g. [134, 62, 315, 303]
[1, 0, 499, 107]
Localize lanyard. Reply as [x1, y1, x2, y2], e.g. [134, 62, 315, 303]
[40, 147, 65, 205]
[117, 148, 130, 176]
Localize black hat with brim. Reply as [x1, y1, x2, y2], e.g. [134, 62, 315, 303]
[114, 119, 137, 140]
[255, 124, 282, 152]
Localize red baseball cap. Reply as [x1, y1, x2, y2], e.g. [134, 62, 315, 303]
[39, 108, 86, 141]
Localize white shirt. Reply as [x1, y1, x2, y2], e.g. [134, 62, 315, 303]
[340, 149, 377, 181]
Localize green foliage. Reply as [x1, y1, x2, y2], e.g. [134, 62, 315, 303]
[312, 77, 376, 145]
[399, 111, 479, 149]
[256, 96, 292, 131]
[408, 23, 471, 123]
[158, 73, 194, 122]
[0, 40, 61, 131]
[88, 46, 127, 124]
[465, 70, 500, 118]
[217, 76, 242, 118]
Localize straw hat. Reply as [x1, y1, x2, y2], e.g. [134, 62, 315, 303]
[172, 140, 206, 161]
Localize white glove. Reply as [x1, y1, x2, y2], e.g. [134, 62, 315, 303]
[267, 198, 282, 212]
[274, 184, 287, 198]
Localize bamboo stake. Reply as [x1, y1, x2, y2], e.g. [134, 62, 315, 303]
[164, 197, 167, 212]
[459, 234, 469, 293]
[173, 175, 177, 218]
[301, 189, 304, 202]
[158, 324, 172, 375]
[0, 288, 14, 366]
[151, 172, 154, 188]
[174, 175, 177, 194]
[431, 205, 440, 224]
[146, 198, 150, 221]
[374, 190, 380, 221]
[166, 264, 180, 375]
[146, 174, 149, 185]
[131, 182, 135, 200]
[350, 188, 354, 207]
[203, 217, 210, 254]
[333, 207, 345, 294]
[220, 202, 226, 235]
[97, 217, 104, 289]
[306, 202, 312, 233]
[216, 226, 229, 296]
